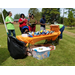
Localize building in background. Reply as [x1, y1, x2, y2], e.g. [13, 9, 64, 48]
[14, 19, 19, 24]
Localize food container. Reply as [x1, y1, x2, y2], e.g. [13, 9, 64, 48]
[32, 46, 50, 60]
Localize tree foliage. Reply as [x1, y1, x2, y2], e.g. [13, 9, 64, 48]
[58, 17, 63, 24]
[14, 14, 20, 19]
[64, 10, 75, 27]
[28, 8, 41, 22]
[42, 8, 60, 23]
[66, 8, 74, 14]
[0, 9, 8, 23]
[14, 13, 28, 19]
[64, 18, 69, 26]
[68, 11, 74, 27]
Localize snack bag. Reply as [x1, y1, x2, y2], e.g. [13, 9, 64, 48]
[49, 46, 56, 51]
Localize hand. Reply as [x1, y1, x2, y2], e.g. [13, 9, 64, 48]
[29, 23, 31, 25]
[9, 22, 11, 23]
[23, 19, 25, 21]
[11, 22, 14, 24]
[42, 23, 46, 25]
[32, 23, 35, 25]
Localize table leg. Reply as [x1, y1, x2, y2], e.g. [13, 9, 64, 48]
[28, 43, 32, 55]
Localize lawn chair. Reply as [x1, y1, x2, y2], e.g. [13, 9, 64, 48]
[7, 35, 27, 59]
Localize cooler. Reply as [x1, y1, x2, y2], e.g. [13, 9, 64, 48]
[50, 24, 59, 32]
[31, 46, 50, 60]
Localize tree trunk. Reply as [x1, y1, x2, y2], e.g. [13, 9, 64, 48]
[63, 8, 64, 24]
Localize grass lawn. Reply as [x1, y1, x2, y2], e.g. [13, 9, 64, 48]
[65, 27, 75, 33]
[0, 24, 75, 66]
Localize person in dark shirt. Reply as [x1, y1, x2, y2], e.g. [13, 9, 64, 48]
[40, 15, 46, 30]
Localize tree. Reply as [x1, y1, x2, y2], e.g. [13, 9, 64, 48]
[28, 8, 41, 22]
[42, 8, 60, 23]
[14, 14, 20, 19]
[35, 12, 41, 22]
[28, 8, 39, 15]
[68, 11, 74, 28]
[3, 9, 8, 19]
[0, 14, 3, 23]
[0, 9, 8, 23]
[64, 17, 69, 26]
[58, 17, 63, 24]
[64, 8, 75, 18]
[66, 8, 74, 14]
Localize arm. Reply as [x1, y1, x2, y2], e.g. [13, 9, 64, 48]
[26, 20, 28, 25]
[28, 20, 31, 25]
[11, 22, 14, 24]
[40, 19, 45, 25]
[6, 22, 11, 24]
[40, 22, 46, 25]
[6, 21, 14, 24]
[33, 20, 37, 24]
[5, 17, 11, 24]
[5, 18, 14, 24]
[32, 19, 37, 25]
[19, 20, 25, 23]
[40, 19, 46, 25]
[18, 18, 25, 24]
[35, 20, 37, 24]
[28, 20, 29, 25]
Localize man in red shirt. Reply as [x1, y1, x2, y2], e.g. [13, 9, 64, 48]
[18, 14, 28, 33]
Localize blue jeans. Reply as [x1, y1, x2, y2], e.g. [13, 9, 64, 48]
[59, 26, 65, 39]
[8, 30, 16, 37]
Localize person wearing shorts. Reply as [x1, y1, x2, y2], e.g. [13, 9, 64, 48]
[5, 11, 16, 37]
[40, 15, 46, 30]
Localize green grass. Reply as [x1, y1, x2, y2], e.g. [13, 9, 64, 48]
[65, 27, 75, 33]
[0, 24, 75, 66]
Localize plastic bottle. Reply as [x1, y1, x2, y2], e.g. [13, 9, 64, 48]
[32, 32, 34, 36]
[46, 31, 49, 35]
[28, 34, 33, 37]
[36, 31, 39, 36]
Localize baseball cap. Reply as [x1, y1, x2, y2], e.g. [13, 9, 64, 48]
[42, 15, 45, 17]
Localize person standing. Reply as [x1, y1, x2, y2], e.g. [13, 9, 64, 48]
[28, 14, 37, 32]
[56, 24, 65, 40]
[18, 14, 28, 33]
[28, 14, 32, 31]
[40, 15, 46, 30]
[5, 11, 16, 37]
[28, 13, 31, 19]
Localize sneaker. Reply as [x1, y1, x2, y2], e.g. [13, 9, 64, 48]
[60, 39, 62, 40]
[28, 53, 32, 56]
